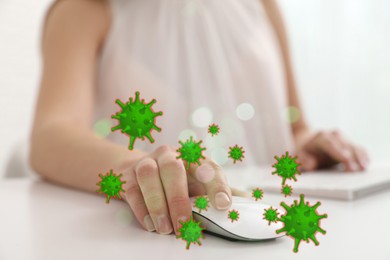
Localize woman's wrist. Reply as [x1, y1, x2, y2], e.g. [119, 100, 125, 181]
[292, 126, 313, 150]
[117, 149, 147, 172]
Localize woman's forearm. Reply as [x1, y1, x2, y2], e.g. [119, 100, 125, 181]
[30, 122, 145, 192]
[262, 0, 311, 148]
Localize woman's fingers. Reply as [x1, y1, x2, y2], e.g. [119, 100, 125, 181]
[297, 150, 318, 171]
[331, 131, 370, 171]
[123, 168, 156, 232]
[312, 131, 355, 171]
[124, 145, 236, 234]
[309, 131, 368, 171]
[351, 145, 369, 170]
[190, 160, 232, 210]
[331, 131, 364, 171]
[155, 146, 192, 234]
[187, 180, 207, 197]
[135, 158, 173, 235]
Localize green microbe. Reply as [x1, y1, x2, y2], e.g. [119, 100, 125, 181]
[176, 136, 206, 170]
[276, 194, 328, 253]
[111, 91, 163, 150]
[194, 196, 210, 213]
[281, 184, 293, 197]
[272, 151, 301, 185]
[228, 144, 245, 164]
[263, 206, 279, 225]
[208, 123, 220, 136]
[228, 209, 240, 222]
[252, 188, 264, 201]
[176, 216, 205, 250]
[96, 169, 126, 203]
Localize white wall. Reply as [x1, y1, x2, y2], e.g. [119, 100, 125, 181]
[279, 0, 390, 163]
[0, 0, 52, 177]
[0, 0, 389, 178]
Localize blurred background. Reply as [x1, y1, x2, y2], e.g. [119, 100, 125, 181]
[0, 0, 389, 178]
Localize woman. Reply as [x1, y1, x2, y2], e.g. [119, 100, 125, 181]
[30, 0, 368, 236]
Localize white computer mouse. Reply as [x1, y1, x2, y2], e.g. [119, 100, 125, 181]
[191, 196, 284, 241]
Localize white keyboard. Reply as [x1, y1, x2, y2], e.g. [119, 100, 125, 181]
[226, 165, 390, 200]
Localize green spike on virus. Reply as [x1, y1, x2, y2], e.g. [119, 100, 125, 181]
[96, 169, 126, 203]
[281, 184, 293, 197]
[176, 136, 206, 170]
[272, 151, 301, 185]
[263, 206, 279, 225]
[276, 194, 328, 253]
[176, 216, 205, 250]
[111, 91, 163, 150]
[228, 144, 245, 163]
[208, 123, 220, 136]
[228, 209, 240, 222]
[194, 196, 210, 213]
[252, 187, 264, 201]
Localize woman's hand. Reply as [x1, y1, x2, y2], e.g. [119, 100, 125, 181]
[297, 130, 369, 172]
[119, 145, 241, 235]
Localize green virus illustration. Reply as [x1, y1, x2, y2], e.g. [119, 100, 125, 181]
[281, 184, 293, 197]
[208, 123, 220, 136]
[176, 216, 205, 250]
[228, 209, 240, 222]
[272, 151, 301, 185]
[228, 144, 245, 163]
[96, 169, 126, 203]
[252, 187, 264, 201]
[276, 194, 328, 253]
[194, 196, 210, 213]
[176, 136, 206, 170]
[263, 206, 279, 225]
[111, 91, 163, 150]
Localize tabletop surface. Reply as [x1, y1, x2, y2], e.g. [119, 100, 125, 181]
[1, 178, 390, 260]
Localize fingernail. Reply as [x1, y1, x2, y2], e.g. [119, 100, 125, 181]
[215, 192, 231, 210]
[157, 215, 173, 235]
[177, 216, 187, 231]
[144, 215, 155, 232]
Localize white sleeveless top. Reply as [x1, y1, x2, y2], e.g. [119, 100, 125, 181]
[95, 0, 294, 167]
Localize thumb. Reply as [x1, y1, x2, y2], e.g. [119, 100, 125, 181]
[191, 161, 232, 211]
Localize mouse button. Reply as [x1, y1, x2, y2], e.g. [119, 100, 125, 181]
[218, 203, 284, 240]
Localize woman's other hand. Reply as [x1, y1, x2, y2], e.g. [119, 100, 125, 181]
[297, 130, 369, 172]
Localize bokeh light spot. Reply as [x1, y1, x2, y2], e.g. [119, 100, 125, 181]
[181, 0, 197, 17]
[211, 147, 229, 166]
[284, 106, 301, 124]
[93, 119, 112, 138]
[196, 164, 216, 183]
[236, 103, 255, 121]
[192, 107, 213, 128]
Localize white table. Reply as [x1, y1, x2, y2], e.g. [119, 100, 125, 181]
[1, 179, 389, 260]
